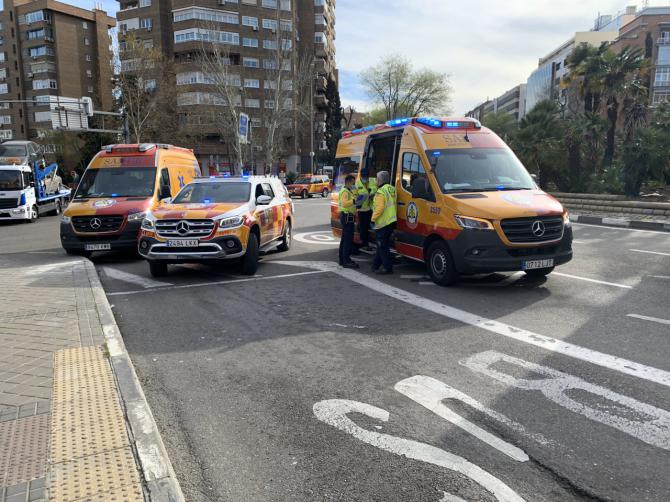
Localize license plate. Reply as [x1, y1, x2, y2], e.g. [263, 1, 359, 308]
[167, 239, 199, 248]
[523, 258, 554, 270]
[85, 243, 111, 251]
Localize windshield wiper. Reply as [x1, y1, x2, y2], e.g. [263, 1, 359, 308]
[478, 187, 533, 192]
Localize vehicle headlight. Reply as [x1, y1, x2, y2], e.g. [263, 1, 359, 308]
[563, 211, 571, 227]
[128, 211, 147, 222]
[61, 215, 71, 224]
[218, 216, 244, 229]
[141, 218, 154, 230]
[454, 215, 494, 231]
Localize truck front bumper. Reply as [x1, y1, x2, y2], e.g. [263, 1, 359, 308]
[0, 205, 29, 220]
[60, 220, 142, 253]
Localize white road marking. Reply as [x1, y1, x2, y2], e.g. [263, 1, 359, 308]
[400, 275, 425, 279]
[651, 275, 670, 280]
[552, 272, 633, 289]
[571, 240, 586, 244]
[23, 260, 84, 275]
[294, 231, 340, 246]
[573, 222, 669, 235]
[313, 399, 525, 502]
[630, 249, 670, 257]
[496, 272, 524, 287]
[107, 270, 328, 296]
[395, 376, 529, 461]
[462, 351, 670, 450]
[103, 267, 173, 289]
[274, 261, 670, 387]
[627, 314, 670, 326]
[438, 492, 466, 502]
[419, 281, 436, 286]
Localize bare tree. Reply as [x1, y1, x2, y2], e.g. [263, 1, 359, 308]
[116, 32, 181, 143]
[360, 54, 452, 120]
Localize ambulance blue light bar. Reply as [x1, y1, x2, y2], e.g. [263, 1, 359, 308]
[415, 117, 443, 128]
[386, 118, 410, 128]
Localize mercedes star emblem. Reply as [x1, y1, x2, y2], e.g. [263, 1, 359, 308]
[90, 217, 102, 230]
[531, 220, 546, 237]
[176, 221, 190, 236]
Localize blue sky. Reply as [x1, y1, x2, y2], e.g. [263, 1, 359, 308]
[68, 0, 665, 114]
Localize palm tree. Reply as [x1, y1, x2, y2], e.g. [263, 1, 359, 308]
[564, 42, 609, 113]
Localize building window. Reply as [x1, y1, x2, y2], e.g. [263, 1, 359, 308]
[82, 21, 88, 29]
[262, 19, 278, 30]
[264, 99, 274, 108]
[315, 14, 325, 25]
[0, 115, 10, 124]
[145, 79, 156, 90]
[143, 39, 153, 48]
[0, 130, 13, 139]
[282, 79, 292, 90]
[174, 29, 240, 45]
[174, 7, 238, 24]
[0, 69, 6, 79]
[264, 79, 276, 89]
[655, 67, 670, 86]
[140, 18, 153, 29]
[242, 37, 258, 48]
[29, 46, 54, 57]
[281, 59, 291, 71]
[281, 39, 291, 50]
[34, 111, 50, 122]
[86, 69, 92, 77]
[242, 0, 257, 4]
[263, 39, 277, 50]
[314, 32, 326, 44]
[653, 90, 670, 105]
[283, 97, 292, 109]
[0, 53, 5, 62]
[242, 16, 258, 28]
[22, 10, 45, 24]
[314, 0, 324, 5]
[140, 0, 151, 7]
[280, 0, 291, 10]
[658, 46, 670, 65]
[27, 29, 45, 40]
[251, 117, 261, 127]
[32, 79, 57, 89]
[243, 57, 259, 68]
[84, 37, 90, 45]
[244, 78, 260, 88]
[87, 85, 94, 93]
[280, 20, 292, 31]
[245, 98, 260, 108]
[261, 0, 277, 7]
[263, 59, 277, 69]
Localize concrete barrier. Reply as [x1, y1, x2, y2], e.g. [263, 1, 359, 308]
[551, 192, 670, 218]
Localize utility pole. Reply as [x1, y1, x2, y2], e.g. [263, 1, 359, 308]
[309, 62, 315, 174]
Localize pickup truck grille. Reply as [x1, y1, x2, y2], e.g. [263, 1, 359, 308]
[500, 216, 564, 243]
[155, 219, 215, 238]
[0, 197, 18, 209]
[72, 215, 124, 233]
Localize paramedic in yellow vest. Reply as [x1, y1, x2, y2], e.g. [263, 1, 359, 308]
[371, 170, 397, 275]
[354, 168, 377, 251]
[338, 174, 359, 269]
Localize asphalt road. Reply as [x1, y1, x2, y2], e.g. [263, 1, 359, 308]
[2, 201, 670, 501]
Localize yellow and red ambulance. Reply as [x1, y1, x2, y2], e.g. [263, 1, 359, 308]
[331, 117, 573, 285]
[60, 144, 200, 256]
[138, 175, 293, 277]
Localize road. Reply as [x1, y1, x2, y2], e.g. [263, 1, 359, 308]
[2, 202, 670, 501]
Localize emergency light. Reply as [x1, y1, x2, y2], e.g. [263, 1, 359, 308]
[415, 117, 442, 128]
[386, 118, 410, 128]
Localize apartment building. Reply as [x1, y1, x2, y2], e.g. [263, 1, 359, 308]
[0, 0, 115, 141]
[466, 84, 526, 122]
[117, 0, 337, 173]
[609, 7, 670, 106]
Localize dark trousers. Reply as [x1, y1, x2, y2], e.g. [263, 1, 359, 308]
[339, 212, 355, 265]
[373, 222, 395, 272]
[357, 210, 372, 247]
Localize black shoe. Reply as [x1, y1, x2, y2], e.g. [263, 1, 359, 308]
[375, 269, 393, 275]
[343, 262, 360, 269]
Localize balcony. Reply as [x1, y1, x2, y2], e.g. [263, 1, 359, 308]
[314, 42, 327, 58]
[314, 93, 328, 107]
[315, 76, 327, 91]
[658, 37, 670, 44]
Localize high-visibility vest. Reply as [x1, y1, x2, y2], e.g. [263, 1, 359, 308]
[338, 186, 356, 215]
[374, 184, 397, 228]
[354, 178, 377, 212]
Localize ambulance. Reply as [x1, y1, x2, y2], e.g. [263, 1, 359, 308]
[60, 144, 200, 256]
[331, 117, 573, 286]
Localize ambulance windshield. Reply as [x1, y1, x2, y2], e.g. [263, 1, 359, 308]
[429, 148, 535, 194]
[75, 167, 157, 198]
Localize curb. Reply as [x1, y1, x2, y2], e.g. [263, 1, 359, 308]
[84, 260, 185, 502]
[570, 214, 670, 232]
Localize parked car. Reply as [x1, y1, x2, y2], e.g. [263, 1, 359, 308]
[287, 174, 330, 198]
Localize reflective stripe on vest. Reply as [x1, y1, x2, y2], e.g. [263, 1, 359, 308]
[375, 184, 397, 228]
[354, 179, 378, 212]
[338, 187, 356, 215]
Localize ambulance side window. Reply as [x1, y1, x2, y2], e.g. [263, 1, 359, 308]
[159, 169, 171, 198]
[401, 153, 432, 200]
[334, 156, 360, 188]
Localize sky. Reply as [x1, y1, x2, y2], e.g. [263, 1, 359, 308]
[67, 0, 667, 115]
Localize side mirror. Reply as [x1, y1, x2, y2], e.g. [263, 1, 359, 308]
[256, 195, 272, 205]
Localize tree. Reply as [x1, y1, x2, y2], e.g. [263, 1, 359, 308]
[322, 77, 342, 164]
[481, 111, 518, 143]
[360, 54, 451, 120]
[116, 32, 181, 144]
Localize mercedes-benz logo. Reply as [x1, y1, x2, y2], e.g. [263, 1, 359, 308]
[531, 220, 546, 237]
[90, 217, 102, 230]
[176, 220, 190, 236]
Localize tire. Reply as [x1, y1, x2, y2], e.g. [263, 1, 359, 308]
[301, 190, 308, 199]
[50, 199, 62, 216]
[426, 240, 459, 286]
[321, 188, 329, 198]
[524, 266, 554, 278]
[65, 249, 91, 258]
[240, 232, 259, 275]
[278, 221, 291, 252]
[149, 261, 168, 277]
[26, 205, 39, 223]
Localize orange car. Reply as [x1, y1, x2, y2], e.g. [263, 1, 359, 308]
[287, 174, 331, 198]
[138, 175, 293, 277]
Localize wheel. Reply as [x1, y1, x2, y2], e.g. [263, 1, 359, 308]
[278, 221, 292, 252]
[240, 233, 259, 275]
[149, 261, 168, 277]
[321, 188, 329, 198]
[26, 205, 39, 223]
[50, 199, 62, 216]
[65, 249, 91, 258]
[301, 190, 308, 199]
[426, 240, 459, 286]
[524, 266, 554, 278]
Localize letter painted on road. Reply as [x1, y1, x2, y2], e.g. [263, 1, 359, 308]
[313, 399, 526, 502]
[461, 351, 670, 450]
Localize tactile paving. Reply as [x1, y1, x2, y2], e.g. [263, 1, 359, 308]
[47, 447, 143, 502]
[4, 413, 49, 485]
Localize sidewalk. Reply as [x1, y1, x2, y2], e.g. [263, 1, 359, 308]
[0, 255, 180, 501]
